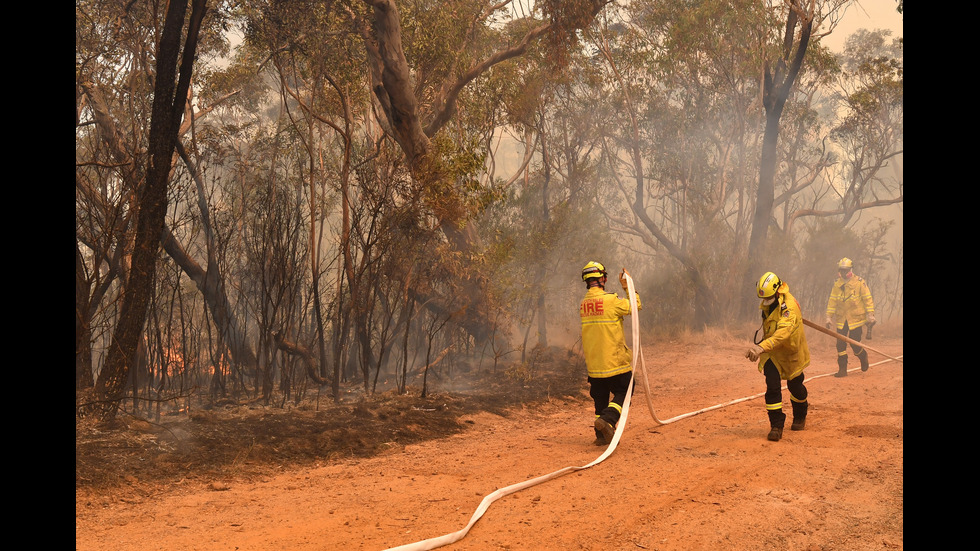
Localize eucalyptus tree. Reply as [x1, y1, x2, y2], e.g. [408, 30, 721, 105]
[767, 44, 840, 239]
[242, 0, 374, 398]
[240, 130, 312, 402]
[76, 0, 158, 391]
[349, 0, 614, 350]
[740, 0, 853, 316]
[78, 0, 315, 415]
[739, 37, 843, 296]
[575, 0, 861, 327]
[228, 0, 618, 386]
[76, 0, 213, 420]
[472, 38, 626, 360]
[786, 29, 903, 317]
[463, 18, 602, 354]
[823, 29, 903, 226]
[586, 0, 776, 327]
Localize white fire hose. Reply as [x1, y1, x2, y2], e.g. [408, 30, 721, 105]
[383, 272, 902, 550]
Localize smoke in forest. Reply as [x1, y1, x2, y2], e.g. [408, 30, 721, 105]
[76, 0, 902, 413]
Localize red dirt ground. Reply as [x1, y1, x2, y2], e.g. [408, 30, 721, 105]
[76, 324, 903, 551]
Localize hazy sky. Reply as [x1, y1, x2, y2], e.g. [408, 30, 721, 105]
[821, 0, 904, 52]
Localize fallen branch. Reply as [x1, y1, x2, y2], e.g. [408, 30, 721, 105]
[272, 331, 330, 385]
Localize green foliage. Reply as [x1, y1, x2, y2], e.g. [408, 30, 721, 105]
[422, 132, 503, 228]
[400, 0, 477, 97]
[832, 29, 903, 144]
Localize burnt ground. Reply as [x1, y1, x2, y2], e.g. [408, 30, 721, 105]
[75, 346, 585, 493]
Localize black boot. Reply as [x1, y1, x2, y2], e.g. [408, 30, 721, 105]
[834, 355, 848, 377]
[858, 349, 870, 372]
[791, 401, 808, 431]
[767, 409, 786, 441]
[594, 418, 615, 445]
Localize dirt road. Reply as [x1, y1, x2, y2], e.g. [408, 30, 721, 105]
[76, 331, 903, 551]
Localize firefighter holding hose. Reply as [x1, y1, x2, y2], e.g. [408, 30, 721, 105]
[745, 271, 810, 442]
[825, 257, 876, 377]
[580, 261, 641, 446]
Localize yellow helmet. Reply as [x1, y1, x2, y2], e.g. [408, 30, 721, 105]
[838, 257, 853, 270]
[582, 261, 607, 281]
[757, 271, 781, 299]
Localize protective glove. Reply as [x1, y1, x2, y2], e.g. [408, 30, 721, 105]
[824, 315, 833, 329]
[619, 268, 630, 291]
[745, 344, 764, 362]
[867, 312, 876, 326]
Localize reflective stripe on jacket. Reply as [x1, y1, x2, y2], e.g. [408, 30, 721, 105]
[580, 287, 641, 379]
[757, 284, 810, 380]
[826, 275, 875, 329]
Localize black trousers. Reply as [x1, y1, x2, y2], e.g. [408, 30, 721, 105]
[763, 359, 807, 428]
[588, 371, 632, 430]
[837, 321, 866, 354]
[837, 321, 868, 370]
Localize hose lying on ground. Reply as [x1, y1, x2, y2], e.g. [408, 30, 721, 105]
[382, 273, 644, 551]
[383, 274, 902, 550]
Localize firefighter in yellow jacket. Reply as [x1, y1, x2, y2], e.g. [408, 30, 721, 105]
[580, 261, 641, 446]
[825, 257, 876, 377]
[745, 272, 810, 442]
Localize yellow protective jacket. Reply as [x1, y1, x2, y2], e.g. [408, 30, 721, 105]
[580, 286, 641, 378]
[826, 275, 875, 330]
[756, 283, 810, 380]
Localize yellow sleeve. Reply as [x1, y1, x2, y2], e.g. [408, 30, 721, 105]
[761, 308, 799, 352]
[862, 280, 875, 314]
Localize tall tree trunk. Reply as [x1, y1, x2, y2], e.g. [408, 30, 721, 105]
[743, 1, 812, 316]
[81, 74, 257, 391]
[331, 255, 350, 400]
[76, 242, 94, 390]
[90, 0, 208, 422]
[174, 141, 261, 375]
[535, 129, 550, 349]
